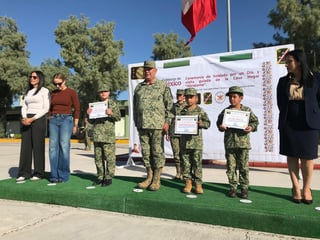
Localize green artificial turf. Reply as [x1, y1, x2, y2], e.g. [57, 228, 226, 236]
[0, 173, 319, 238]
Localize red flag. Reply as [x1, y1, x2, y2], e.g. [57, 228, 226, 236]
[182, 0, 217, 45]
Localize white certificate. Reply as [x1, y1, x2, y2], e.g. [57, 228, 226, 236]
[174, 115, 198, 135]
[88, 102, 108, 119]
[222, 109, 250, 129]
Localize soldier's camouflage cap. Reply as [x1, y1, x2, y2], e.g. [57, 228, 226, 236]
[184, 88, 197, 96]
[226, 86, 243, 96]
[176, 89, 185, 95]
[98, 83, 111, 92]
[143, 60, 156, 68]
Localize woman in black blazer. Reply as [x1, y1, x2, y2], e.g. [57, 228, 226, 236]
[277, 49, 320, 205]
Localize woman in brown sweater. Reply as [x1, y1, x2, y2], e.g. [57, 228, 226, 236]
[49, 73, 80, 183]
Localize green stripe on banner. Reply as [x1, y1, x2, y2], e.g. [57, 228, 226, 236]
[220, 53, 253, 62]
[163, 60, 190, 68]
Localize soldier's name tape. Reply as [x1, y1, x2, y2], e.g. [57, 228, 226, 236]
[16, 181, 26, 184]
[133, 188, 143, 193]
[240, 199, 252, 204]
[186, 194, 197, 199]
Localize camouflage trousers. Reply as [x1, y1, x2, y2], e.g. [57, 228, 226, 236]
[138, 129, 165, 169]
[225, 148, 249, 190]
[84, 131, 91, 150]
[181, 148, 203, 184]
[170, 136, 181, 165]
[94, 142, 116, 180]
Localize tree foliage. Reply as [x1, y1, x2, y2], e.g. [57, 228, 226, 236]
[54, 15, 127, 110]
[152, 32, 192, 60]
[267, 0, 320, 70]
[0, 17, 31, 97]
[0, 17, 31, 137]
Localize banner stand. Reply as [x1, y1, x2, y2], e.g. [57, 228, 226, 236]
[117, 147, 136, 168]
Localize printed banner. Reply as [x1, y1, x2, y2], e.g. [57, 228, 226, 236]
[128, 44, 294, 162]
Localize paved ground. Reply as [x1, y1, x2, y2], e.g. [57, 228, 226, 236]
[0, 141, 319, 240]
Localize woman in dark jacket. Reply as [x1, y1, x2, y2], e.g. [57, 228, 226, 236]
[277, 49, 320, 205]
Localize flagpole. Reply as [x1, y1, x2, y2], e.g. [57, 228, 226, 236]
[227, 0, 232, 52]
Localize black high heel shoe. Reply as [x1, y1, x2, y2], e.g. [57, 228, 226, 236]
[302, 189, 313, 205]
[302, 199, 313, 204]
[291, 188, 301, 204]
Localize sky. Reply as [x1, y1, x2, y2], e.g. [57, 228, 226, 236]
[2, 0, 279, 99]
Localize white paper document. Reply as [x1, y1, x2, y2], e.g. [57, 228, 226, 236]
[89, 102, 108, 119]
[222, 109, 250, 129]
[174, 115, 199, 135]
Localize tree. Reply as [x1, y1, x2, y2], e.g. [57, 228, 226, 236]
[252, 42, 276, 49]
[0, 17, 31, 137]
[152, 32, 192, 60]
[54, 15, 127, 112]
[267, 0, 320, 71]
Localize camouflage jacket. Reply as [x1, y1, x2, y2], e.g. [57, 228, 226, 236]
[180, 105, 211, 150]
[133, 78, 173, 130]
[169, 101, 187, 137]
[89, 99, 121, 143]
[216, 105, 259, 149]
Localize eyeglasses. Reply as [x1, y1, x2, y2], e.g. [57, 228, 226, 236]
[53, 81, 64, 86]
[29, 76, 38, 79]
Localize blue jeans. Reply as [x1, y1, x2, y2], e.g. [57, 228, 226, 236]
[49, 114, 73, 182]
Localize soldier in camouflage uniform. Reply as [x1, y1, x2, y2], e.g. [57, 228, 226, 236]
[168, 89, 186, 179]
[133, 60, 173, 191]
[216, 86, 259, 199]
[87, 83, 121, 187]
[180, 88, 211, 194]
[83, 117, 92, 151]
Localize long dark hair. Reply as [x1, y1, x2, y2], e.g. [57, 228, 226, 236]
[27, 70, 45, 95]
[286, 49, 314, 87]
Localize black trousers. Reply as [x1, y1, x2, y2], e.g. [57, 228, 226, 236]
[18, 115, 47, 178]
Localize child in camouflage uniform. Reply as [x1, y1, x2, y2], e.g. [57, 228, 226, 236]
[181, 88, 211, 194]
[216, 86, 259, 199]
[82, 117, 92, 151]
[87, 83, 121, 187]
[167, 89, 187, 179]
